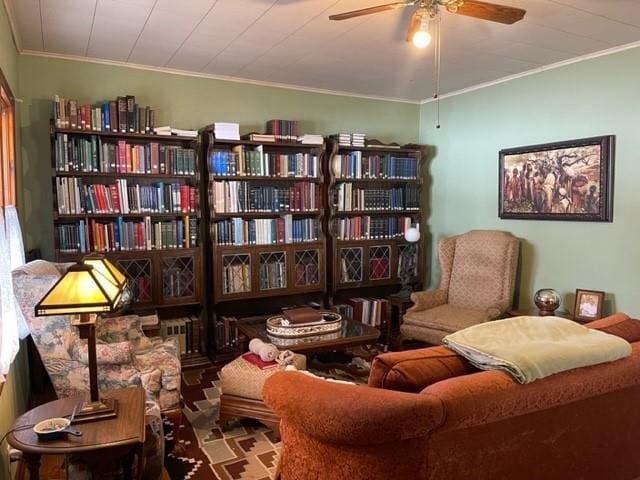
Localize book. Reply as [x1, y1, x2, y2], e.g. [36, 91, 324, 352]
[241, 352, 279, 369]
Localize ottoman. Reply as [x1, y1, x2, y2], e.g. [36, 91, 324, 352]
[219, 354, 306, 437]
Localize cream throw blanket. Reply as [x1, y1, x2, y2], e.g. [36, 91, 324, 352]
[443, 316, 631, 384]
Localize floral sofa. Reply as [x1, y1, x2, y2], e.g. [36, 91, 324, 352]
[12, 260, 182, 425]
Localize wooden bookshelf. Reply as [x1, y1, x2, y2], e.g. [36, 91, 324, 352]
[49, 117, 208, 365]
[325, 139, 424, 300]
[200, 126, 328, 359]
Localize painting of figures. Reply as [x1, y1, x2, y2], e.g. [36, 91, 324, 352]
[499, 136, 614, 221]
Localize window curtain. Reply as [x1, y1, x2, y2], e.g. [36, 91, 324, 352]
[0, 206, 27, 381]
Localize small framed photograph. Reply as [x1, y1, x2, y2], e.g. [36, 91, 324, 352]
[573, 289, 605, 322]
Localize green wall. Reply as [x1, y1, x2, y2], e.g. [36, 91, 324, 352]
[18, 55, 420, 258]
[0, 1, 30, 476]
[420, 46, 640, 316]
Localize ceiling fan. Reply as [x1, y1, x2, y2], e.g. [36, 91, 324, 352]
[329, 0, 526, 48]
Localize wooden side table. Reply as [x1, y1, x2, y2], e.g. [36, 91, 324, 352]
[387, 295, 414, 346]
[506, 308, 575, 321]
[8, 387, 146, 480]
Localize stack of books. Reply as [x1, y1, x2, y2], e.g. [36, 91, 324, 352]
[214, 316, 238, 349]
[332, 152, 418, 179]
[335, 184, 419, 211]
[211, 181, 318, 213]
[336, 215, 413, 240]
[332, 133, 366, 148]
[213, 216, 319, 245]
[214, 122, 240, 140]
[335, 298, 388, 327]
[161, 316, 201, 354]
[154, 126, 198, 137]
[208, 148, 319, 178]
[243, 132, 276, 142]
[298, 134, 324, 145]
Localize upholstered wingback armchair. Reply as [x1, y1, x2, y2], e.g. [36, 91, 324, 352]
[12, 260, 183, 431]
[401, 230, 519, 345]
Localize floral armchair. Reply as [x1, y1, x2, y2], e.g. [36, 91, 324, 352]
[12, 260, 183, 438]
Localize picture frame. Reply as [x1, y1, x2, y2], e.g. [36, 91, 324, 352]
[498, 135, 615, 221]
[573, 289, 605, 322]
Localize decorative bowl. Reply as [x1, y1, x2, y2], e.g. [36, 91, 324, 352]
[266, 312, 342, 338]
[534, 288, 561, 316]
[33, 417, 82, 440]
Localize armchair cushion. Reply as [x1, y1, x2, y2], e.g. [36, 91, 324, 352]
[408, 289, 447, 312]
[71, 341, 133, 365]
[403, 304, 490, 332]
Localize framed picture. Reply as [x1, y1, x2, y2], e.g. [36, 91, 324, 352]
[499, 135, 615, 221]
[573, 289, 605, 322]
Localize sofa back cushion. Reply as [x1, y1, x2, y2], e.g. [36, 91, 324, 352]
[448, 230, 518, 310]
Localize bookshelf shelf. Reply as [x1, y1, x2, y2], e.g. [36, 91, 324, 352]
[50, 96, 206, 361]
[209, 175, 322, 183]
[211, 210, 321, 219]
[326, 138, 424, 295]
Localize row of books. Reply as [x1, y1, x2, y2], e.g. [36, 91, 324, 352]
[335, 216, 414, 240]
[210, 181, 318, 213]
[337, 297, 389, 327]
[54, 134, 196, 175]
[332, 152, 418, 179]
[242, 132, 323, 145]
[208, 148, 319, 178]
[56, 178, 197, 215]
[214, 316, 239, 350]
[57, 216, 198, 253]
[213, 216, 319, 245]
[222, 261, 251, 294]
[335, 184, 420, 211]
[161, 316, 201, 355]
[53, 94, 155, 134]
[266, 119, 300, 142]
[332, 133, 366, 148]
[259, 257, 286, 290]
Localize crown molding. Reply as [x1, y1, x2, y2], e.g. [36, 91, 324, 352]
[19, 50, 420, 105]
[419, 41, 640, 104]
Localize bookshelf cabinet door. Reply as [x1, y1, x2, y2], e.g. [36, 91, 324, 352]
[218, 253, 253, 300]
[338, 246, 363, 285]
[397, 243, 419, 281]
[293, 248, 321, 289]
[368, 245, 391, 282]
[258, 250, 288, 292]
[160, 252, 199, 305]
[116, 257, 154, 306]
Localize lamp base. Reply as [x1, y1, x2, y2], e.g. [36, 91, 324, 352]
[74, 398, 118, 423]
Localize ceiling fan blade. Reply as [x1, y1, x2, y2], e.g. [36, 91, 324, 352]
[329, 2, 413, 21]
[451, 0, 526, 24]
[405, 11, 422, 42]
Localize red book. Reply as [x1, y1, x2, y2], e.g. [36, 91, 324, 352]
[108, 184, 121, 213]
[241, 352, 278, 369]
[125, 144, 131, 173]
[180, 185, 188, 212]
[276, 217, 285, 243]
[189, 186, 196, 213]
[137, 223, 144, 249]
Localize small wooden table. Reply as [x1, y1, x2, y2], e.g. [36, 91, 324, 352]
[237, 316, 380, 353]
[8, 387, 146, 480]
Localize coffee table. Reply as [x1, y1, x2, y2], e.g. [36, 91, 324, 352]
[8, 387, 145, 480]
[237, 316, 380, 353]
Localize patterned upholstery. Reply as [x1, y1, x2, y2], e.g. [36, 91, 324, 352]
[12, 260, 181, 410]
[402, 230, 519, 344]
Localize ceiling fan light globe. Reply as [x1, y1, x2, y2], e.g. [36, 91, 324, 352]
[412, 30, 432, 48]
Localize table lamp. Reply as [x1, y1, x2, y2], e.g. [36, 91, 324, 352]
[35, 260, 125, 420]
[397, 225, 421, 298]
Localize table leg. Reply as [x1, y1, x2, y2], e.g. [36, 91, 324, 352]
[23, 453, 41, 480]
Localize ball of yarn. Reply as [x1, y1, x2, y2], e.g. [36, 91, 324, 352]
[248, 338, 279, 362]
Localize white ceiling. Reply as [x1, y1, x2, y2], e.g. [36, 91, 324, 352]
[6, 0, 640, 102]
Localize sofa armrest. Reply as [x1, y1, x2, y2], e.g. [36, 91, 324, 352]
[586, 312, 640, 342]
[409, 289, 447, 312]
[368, 345, 477, 392]
[263, 371, 444, 446]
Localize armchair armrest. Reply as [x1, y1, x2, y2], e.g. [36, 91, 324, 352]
[368, 345, 477, 392]
[408, 289, 447, 312]
[484, 299, 511, 320]
[263, 371, 444, 446]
